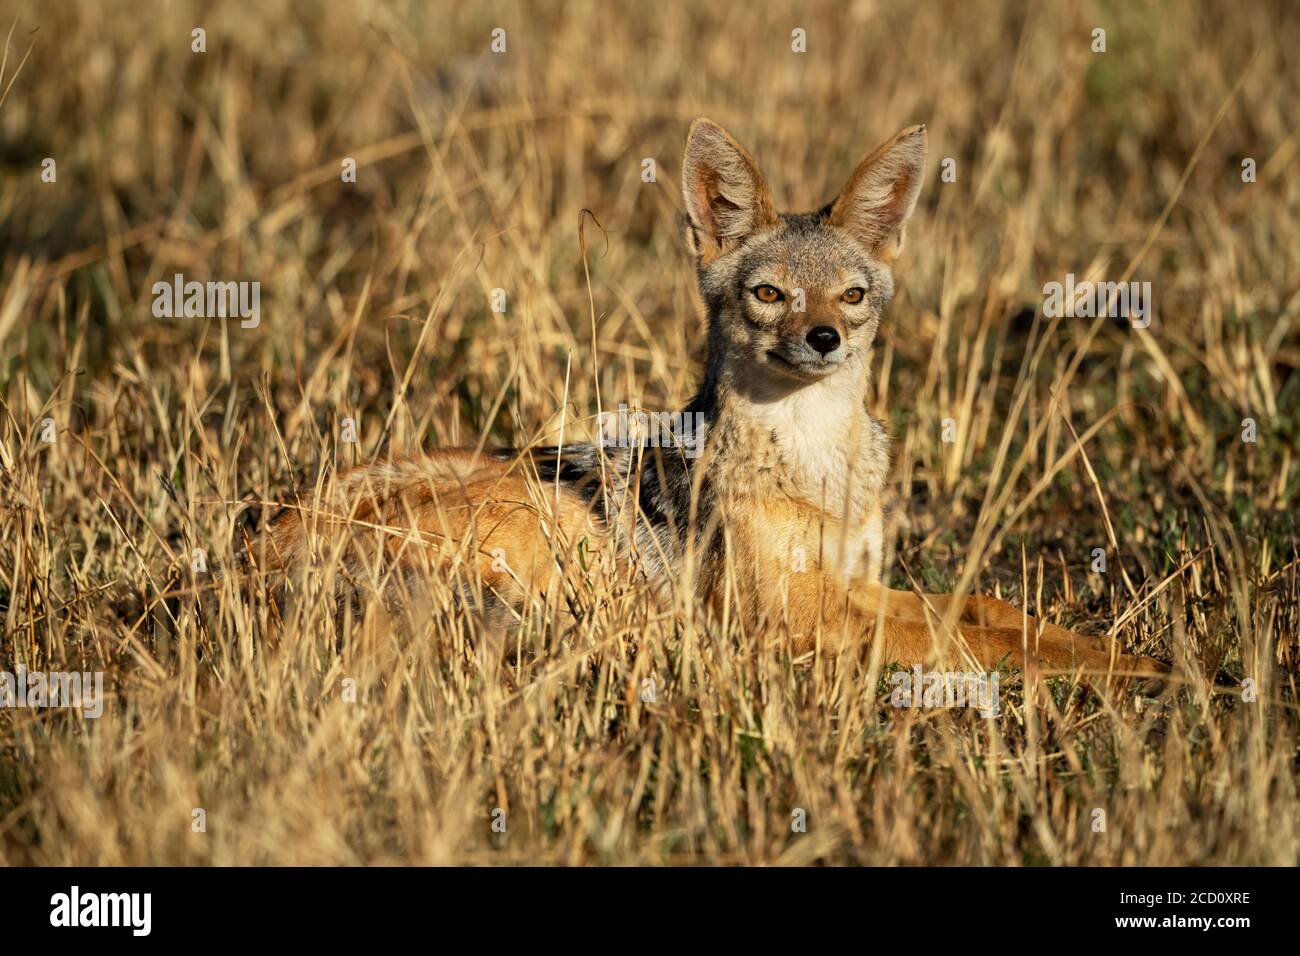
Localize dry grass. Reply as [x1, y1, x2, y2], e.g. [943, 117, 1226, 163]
[0, 0, 1297, 865]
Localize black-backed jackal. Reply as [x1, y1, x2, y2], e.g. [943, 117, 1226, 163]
[259, 119, 1166, 679]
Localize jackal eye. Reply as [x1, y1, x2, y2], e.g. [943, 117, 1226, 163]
[842, 287, 866, 304]
[752, 284, 784, 304]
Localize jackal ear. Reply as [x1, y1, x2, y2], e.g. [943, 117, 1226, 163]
[829, 125, 927, 262]
[681, 118, 778, 263]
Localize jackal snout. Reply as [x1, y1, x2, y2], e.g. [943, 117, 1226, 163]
[754, 287, 862, 379]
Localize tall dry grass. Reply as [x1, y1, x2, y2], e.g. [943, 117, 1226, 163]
[0, 0, 1297, 864]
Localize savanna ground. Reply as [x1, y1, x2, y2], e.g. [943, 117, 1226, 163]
[0, 0, 1297, 865]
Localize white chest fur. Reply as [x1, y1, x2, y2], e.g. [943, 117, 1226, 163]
[736, 373, 887, 581]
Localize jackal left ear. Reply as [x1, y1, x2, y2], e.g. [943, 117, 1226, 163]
[829, 125, 927, 262]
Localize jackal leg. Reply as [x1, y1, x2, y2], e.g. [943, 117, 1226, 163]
[859, 585, 1165, 674]
[771, 573, 1165, 676]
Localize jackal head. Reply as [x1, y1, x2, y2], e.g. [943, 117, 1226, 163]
[682, 119, 926, 396]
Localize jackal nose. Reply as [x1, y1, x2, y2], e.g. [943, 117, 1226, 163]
[806, 326, 841, 355]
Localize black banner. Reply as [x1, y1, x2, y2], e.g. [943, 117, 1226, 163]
[0, 866, 1274, 941]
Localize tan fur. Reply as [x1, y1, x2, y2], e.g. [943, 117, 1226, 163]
[261, 452, 600, 620]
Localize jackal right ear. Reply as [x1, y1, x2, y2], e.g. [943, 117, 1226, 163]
[681, 119, 778, 264]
